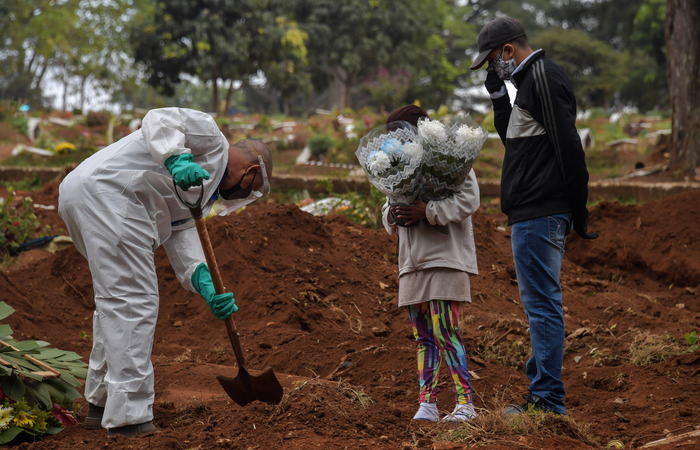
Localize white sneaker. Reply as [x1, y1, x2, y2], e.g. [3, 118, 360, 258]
[412, 402, 439, 421]
[442, 403, 477, 422]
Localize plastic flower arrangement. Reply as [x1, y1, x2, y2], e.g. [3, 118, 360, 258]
[355, 120, 424, 205]
[417, 115, 487, 201]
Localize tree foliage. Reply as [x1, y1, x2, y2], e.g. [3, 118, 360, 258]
[0, 0, 686, 118]
[293, 0, 462, 111]
[532, 28, 625, 109]
[463, 0, 669, 112]
[0, 1, 81, 106]
[132, 0, 308, 114]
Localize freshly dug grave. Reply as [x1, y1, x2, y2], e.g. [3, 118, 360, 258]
[2, 178, 699, 449]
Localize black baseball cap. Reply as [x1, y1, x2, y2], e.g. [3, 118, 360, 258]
[470, 17, 526, 70]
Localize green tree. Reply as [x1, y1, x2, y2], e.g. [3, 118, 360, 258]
[618, 0, 668, 111]
[463, 0, 553, 36]
[463, 0, 669, 111]
[532, 28, 625, 110]
[248, 15, 312, 115]
[0, 1, 81, 106]
[132, 0, 306, 115]
[408, 1, 478, 110]
[0, 0, 154, 112]
[52, 0, 130, 112]
[296, 0, 458, 111]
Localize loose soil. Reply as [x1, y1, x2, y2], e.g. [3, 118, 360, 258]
[1, 173, 699, 449]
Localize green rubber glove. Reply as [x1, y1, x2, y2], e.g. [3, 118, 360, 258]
[191, 263, 238, 320]
[165, 154, 210, 191]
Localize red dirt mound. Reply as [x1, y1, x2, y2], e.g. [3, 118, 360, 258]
[1, 179, 699, 449]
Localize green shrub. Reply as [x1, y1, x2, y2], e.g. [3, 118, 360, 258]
[85, 111, 111, 127]
[481, 111, 496, 133]
[0, 189, 44, 257]
[0, 147, 96, 168]
[317, 178, 386, 229]
[0, 101, 16, 121]
[0, 175, 43, 192]
[327, 136, 360, 165]
[9, 116, 28, 135]
[308, 135, 337, 158]
[255, 115, 272, 133]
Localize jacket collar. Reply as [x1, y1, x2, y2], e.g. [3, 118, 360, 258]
[512, 49, 545, 85]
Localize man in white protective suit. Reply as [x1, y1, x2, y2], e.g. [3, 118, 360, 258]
[58, 107, 272, 437]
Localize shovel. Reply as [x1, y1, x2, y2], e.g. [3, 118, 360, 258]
[176, 184, 284, 406]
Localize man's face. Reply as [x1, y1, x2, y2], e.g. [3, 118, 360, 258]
[486, 43, 514, 69]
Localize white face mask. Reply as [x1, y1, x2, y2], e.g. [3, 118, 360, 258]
[492, 53, 517, 80]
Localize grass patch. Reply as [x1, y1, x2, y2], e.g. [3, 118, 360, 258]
[272, 378, 374, 421]
[472, 318, 530, 370]
[628, 330, 686, 365]
[1, 148, 96, 167]
[0, 174, 44, 191]
[425, 397, 600, 448]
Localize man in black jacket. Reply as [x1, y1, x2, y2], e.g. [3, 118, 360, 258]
[471, 17, 597, 416]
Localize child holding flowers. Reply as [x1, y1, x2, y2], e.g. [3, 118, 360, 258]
[380, 105, 481, 422]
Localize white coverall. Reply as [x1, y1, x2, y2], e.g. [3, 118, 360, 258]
[58, 107, 228, 428]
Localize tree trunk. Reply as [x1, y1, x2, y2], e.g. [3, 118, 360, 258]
[212, 78, 220, 115]
[79, 76, 87, 113]
[665, 0, 700, 175]
[61, 72, 69, 112]
[327, 66, 348, 110]
[343, 73, 355, 112]
[224, 78, 235, 115]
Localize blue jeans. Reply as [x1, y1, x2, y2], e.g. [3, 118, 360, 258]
[511, 214, 571, 414]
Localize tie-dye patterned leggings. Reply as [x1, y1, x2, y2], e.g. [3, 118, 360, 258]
[407, 300, 473, 404]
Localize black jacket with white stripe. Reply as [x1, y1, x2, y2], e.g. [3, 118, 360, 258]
[492, 50, 590, 231]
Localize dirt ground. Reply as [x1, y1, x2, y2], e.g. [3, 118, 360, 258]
[0, 169, 698, 450]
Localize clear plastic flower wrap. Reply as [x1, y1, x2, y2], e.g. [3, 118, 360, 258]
[355, 120, 424, 205]
[417, 114, 487, 201]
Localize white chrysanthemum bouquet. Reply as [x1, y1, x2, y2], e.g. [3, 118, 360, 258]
[356, 114, 487, 206]
[417, 115, 487, 201]
[355, 121, 424, 205]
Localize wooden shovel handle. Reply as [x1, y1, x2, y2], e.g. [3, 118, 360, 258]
[193, 216, 247, 370]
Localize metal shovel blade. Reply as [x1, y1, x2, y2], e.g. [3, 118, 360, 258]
[217, 366, 284, 406]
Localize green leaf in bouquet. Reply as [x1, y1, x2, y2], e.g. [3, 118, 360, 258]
[24, 380, 52, 409]
[0, 303, 86, 443]
[21, 373, 45, 383]
[50, 351, 85, 362]
[34, 348, 67, 359]
[57, 370, 83, 389]
[10, 340, 41, 352]
[0, 354, 27, 370]
[0, 426, 25, 444]
[0, 303, 15, 322]
[0, 324, 12, 339]
[0, 374, 26, 401]
[46, 378, 83, 403]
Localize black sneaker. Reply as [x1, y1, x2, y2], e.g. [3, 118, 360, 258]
[503, 393, 563, 416]
[83, 404, 104, 429]
[108, 421, 159, 438]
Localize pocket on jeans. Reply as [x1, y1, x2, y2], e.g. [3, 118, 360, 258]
[547, 214, 569, 251]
